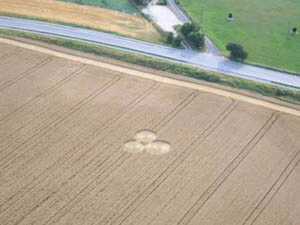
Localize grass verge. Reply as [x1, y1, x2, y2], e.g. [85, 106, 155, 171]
[179, 0, 300, 73]
[0, 29, 299, 104]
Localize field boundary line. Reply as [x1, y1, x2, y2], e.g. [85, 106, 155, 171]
[0, 38, 299, 117]
[0, 64, 89, 144]
[0, 82, 160, 218]
[0, 64, 85, 125]
[110, 100, 238, 225]
[243, 150, 300, 225]
[43, 90, 199, 225]
[154, 91, 199, 130]
[0, 56, 52, 90]
[0, 75, 121, 170]
[0, 65, 87, 151]
[98, 92, 200, 224]
[177, 112, 280, 225]
[0, 67, 122, 147]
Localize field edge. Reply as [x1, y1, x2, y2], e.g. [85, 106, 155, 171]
[0, 29, 299, 107]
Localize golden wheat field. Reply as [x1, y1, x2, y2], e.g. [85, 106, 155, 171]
[0, 0, 160, 41]
[0, 39, 299, 225]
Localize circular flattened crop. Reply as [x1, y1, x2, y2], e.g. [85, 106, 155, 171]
[145, 140, 171, 155]
[123, 140, 145, 153]
[134, 129, 157, 144]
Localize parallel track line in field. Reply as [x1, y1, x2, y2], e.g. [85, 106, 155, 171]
[0, 65, 87, 153]
[0, 66, 117, 150]
[0, 81, 159, 215]
[243, 150, 300, 225]
[111, 100, 238, 225]
[6, 82, 160, 224]
[154, 92, 199, 130]
[0, 56, 52, 91]
[0, 75, 121, 170]
[177, 112, 280, 225]
[43, 90, 198, 225]
[0, 61, 83, 124]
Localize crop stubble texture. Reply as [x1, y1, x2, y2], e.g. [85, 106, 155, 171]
[0, 0, 160, 41]
[0, 43, 299, 225]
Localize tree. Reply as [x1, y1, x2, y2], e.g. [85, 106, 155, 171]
[180, 23, 199, 37]
[134, 0, 149, 5]
[172, 36, 183, 47]
[226, 43, 248, 61]
[187, 31, 204, 48]
[157, 0, 167, 5]
[74, 0, 83, 4]
[166, 32, 174, 44]
[179, 23, 204, 49]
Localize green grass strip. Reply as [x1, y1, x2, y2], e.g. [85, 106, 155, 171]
[0, 29, 299, 104]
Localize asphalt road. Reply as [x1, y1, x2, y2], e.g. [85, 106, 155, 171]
[167, 0, 191, 23]
[0, 16, 299, 90]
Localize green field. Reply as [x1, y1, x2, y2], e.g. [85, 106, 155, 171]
[58, 0, 138, 14]
[180, 0, 300, 73]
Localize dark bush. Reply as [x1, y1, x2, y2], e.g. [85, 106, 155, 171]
[226, 43, 248, 61]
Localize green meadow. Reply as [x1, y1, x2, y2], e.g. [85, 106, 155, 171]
[58, 0, 138, 14]
[180, 0, 300, 73]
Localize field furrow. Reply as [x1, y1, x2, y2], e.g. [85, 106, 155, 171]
[14, 84, 194, 225]
[113, 103, 274, 225]
[0, 76, 160, 224]
[0, 57, 81, 121]
[0, 65, 89, 161]
[0, 57, 53, 90]
[187, 114, 300, 225]
[0, 75, 152, 205]
[0, 42, 299, 225]
[55, 94, 234, 225]
[251, 161, 300, 225]
[0, 66, 119, 149]
[244, 151, 300, 225]
[0, 47, 49, 87]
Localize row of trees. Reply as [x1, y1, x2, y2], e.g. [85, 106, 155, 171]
[166, 32, 183, 47]
[135, 1, 248, 61]
[181, 23, 205, 48]
[167, 25, 248, 61]
[157, 0, 167, 5]
[134, 0, 149, 5]
[166, 23, 205, 48]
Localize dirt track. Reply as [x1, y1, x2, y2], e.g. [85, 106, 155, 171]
[0, 39, 299, 225]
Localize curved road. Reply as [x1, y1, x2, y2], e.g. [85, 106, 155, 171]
[167, 0, 221, 55]
[0, 16, 299, 90]
[167, 0, 191, 23]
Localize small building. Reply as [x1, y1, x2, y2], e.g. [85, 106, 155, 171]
[292, 27, 297, 34]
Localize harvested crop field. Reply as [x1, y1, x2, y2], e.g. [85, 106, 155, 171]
[0, 39, 300, 225]
[0, 0, 160, 41]
[58, 0, 139, 14]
